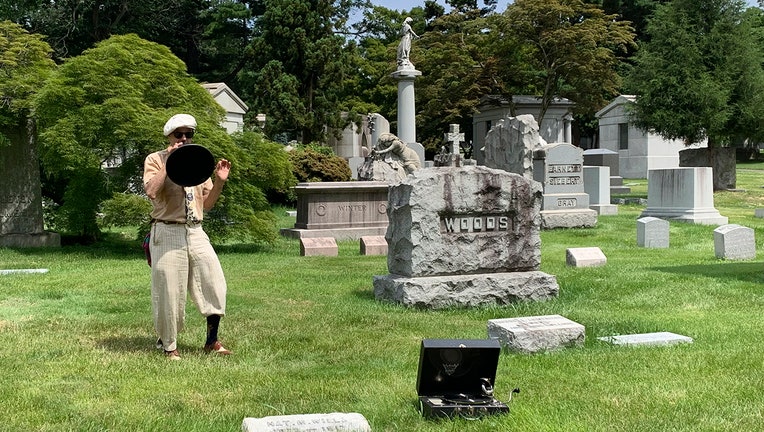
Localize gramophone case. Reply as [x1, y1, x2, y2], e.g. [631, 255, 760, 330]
[416, 339, 509, 419]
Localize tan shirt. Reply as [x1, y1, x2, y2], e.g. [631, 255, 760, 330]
[143, 150, 213, 222]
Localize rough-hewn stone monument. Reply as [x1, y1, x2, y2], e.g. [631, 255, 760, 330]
[0, 124, 60, 247]
[483, 114, 540, 180]
[373, 165, 559, 308]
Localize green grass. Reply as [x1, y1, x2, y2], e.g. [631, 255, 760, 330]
[3, 167, 764, 431]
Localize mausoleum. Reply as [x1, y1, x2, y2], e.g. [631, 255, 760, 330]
[201, 82, 248, 134]
[595, 95, 707, 179]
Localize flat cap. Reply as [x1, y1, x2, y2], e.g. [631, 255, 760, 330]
[163, 114, 197, 136]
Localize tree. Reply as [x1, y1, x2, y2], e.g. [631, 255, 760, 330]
[239, 0, 364, 144]
[33, 34, 281, 243]
[497, 0, 636, 122]
[414, 10, 498, 155]
[1, 0, 255, 87]
[588, 0, 669, 43]
[626, 0, 764, 152]
[0, 20, 55, 144]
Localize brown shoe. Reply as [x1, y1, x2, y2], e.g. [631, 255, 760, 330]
[204, 340, 232, 355]
[165, 349, 181, 360]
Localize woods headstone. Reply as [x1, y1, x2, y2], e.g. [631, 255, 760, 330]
[373, 165, 559, 309]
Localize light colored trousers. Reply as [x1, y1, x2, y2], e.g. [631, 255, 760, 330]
[150, 223, 227, 352]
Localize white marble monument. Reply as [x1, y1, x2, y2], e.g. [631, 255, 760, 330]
[640, 167, 727, 225]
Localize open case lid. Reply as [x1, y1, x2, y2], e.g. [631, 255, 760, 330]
[416, 339, 501, 398]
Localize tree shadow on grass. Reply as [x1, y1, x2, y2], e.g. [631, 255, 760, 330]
[650, 261, 764, 283]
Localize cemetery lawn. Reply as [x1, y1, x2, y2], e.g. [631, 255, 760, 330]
[3, 165, 764, 432]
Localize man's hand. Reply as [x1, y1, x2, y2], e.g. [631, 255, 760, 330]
[216, 159, 231, 182]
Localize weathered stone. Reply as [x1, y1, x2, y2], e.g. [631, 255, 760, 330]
[487, 315, 585, 354]
[360, 235, 387, 256]
[374, 271, 558, 309]
[566, 247, 606, 267]
[374, 165, 559, 308]
[713, 224, 755, 260]
[637, 217, 669, 248]
[0, 120, 60, 247]
[242, 413, 371, 432]
[679, 147, 736, 190]
[385, 166, 543, 277]
[598, 332, 693, 347]
[483, 114, 540, 180]
[299, 237, 338, 257]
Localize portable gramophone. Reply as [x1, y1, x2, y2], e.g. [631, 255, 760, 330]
[165, 144, 216, 187]
[416, 338, 515, 419]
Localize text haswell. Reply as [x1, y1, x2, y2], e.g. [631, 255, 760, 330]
[440, 214, 512, 234]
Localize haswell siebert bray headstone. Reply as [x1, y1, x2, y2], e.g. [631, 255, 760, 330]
[373, 165, 559, 309]
[532, 143, 597, 229]
[713, 224, 755, 260]
[241, 413, 371, 432]
[0, 126, 60, 247]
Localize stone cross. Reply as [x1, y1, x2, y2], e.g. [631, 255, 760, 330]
[445, 124, 465, 155]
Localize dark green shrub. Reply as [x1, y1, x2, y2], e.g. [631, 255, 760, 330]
[288, 145, 352, 183]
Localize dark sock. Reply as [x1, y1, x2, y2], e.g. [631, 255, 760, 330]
[206, 314, 221, 346]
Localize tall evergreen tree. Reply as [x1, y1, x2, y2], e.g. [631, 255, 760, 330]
[239, 0, 363, 143]
[626, 0, 764, 149]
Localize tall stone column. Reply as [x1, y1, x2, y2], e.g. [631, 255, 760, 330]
[391, 68, 421, 145]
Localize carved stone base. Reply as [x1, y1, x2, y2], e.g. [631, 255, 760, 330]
[373, 271, 559, 309]
[540, 209, 598, 229]
[0, 232, 61, 248]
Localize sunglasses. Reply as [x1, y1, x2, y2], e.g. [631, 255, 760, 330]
[172, 130, 195, 139]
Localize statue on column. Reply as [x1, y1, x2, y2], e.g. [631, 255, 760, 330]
[396, 17, 419, 69]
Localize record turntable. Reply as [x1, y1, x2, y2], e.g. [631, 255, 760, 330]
[416, 339, 513, 419]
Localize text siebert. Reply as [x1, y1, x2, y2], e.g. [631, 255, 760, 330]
[441, 214, 511, 234]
